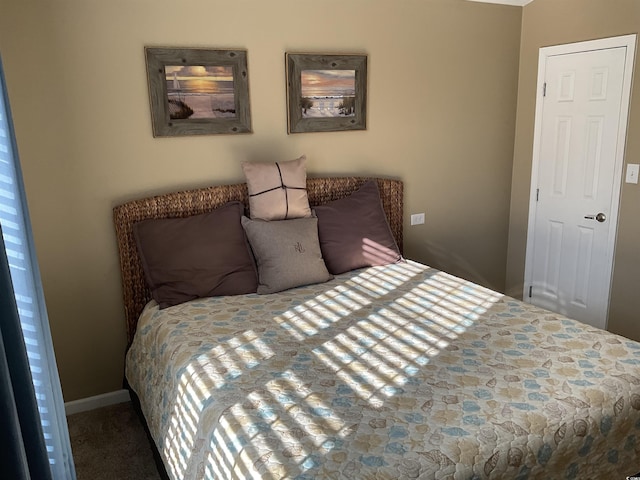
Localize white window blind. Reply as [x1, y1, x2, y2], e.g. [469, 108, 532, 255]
[0, 60, 76, 479]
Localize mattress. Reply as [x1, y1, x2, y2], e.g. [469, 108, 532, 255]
[125, 260, 640, 479]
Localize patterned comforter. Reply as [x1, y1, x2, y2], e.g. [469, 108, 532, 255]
[126, 261, 640, 479]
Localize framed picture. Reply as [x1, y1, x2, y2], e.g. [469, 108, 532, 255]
[285, 53, 367, 134]
[145, 47, 252, 137]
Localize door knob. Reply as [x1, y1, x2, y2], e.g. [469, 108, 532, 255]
[584, 213, 606, 222]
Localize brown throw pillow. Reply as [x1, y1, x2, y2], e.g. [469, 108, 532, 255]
[314, 181, 402, 275]
[241, 216, 333, 294]
[133, 201, 258, 308]
[241, 155, 311, 220]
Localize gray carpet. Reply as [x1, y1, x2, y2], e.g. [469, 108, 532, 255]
[67, 401, 161, 480]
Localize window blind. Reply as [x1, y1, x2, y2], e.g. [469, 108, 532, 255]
[0, 58, 76, 479]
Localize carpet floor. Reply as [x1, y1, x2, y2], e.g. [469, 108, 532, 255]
[67, 401, 162, 480]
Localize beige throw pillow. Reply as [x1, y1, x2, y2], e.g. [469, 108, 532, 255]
[241, 155, 311, 220]
[241, 216, 333, 294]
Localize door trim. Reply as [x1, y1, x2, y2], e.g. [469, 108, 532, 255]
[523, 34, 637, 327]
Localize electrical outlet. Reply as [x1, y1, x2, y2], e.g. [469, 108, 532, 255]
[410, 213, 425, 225]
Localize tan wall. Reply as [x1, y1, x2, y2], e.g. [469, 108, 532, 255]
[0, 0, 521, 400]
[506, 0, 640, 342]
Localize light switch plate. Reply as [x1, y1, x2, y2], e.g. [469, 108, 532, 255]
[410, 213, 425, 225]
[626, 163, 639, 184]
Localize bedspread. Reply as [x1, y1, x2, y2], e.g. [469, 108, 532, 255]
[126, 261, 640, 479]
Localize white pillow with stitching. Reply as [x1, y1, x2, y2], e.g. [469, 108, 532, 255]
[241, 155, 311, 221]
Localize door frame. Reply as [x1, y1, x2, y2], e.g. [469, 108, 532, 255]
[523, 34, 637, 327]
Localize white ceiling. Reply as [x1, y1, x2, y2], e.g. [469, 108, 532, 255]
[466, 0, 533, 6]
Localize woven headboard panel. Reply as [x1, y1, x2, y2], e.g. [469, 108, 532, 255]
[113, 176, 403, 346]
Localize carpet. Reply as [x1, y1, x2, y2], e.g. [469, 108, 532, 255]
[67, 401, 161, 480]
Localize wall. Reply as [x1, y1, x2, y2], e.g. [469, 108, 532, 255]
[0, 0, 521, 400]
[506, 0, 640, 342]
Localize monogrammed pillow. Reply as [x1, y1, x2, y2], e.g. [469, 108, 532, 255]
[241, 216, 332, 294]
[241, 155, 311, 220]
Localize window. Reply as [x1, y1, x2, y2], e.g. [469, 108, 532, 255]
[0, 57, 75, 478]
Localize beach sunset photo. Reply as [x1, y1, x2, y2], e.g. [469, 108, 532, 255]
[164, 65, 236, 120]
[286, 53, 366, 133]
[146, 47, 251, 136]
[300, 69, 356, 118]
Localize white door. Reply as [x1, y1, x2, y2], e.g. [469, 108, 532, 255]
[524, 35, 636, 329]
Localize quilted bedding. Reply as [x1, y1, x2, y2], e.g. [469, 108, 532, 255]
[125, 261, 640, 479]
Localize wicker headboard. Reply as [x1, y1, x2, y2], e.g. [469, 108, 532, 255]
[113, 176, 403, 346]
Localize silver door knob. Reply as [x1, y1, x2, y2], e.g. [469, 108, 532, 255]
[584, 213, 606, 222]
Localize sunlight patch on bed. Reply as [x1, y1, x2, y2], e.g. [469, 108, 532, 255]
[360, 312, 444, 359]
[161, 330, 277, 479]
[274, 285, 370, 340]
[319, 337, 389, 403]
[267, 375, 342, 452]
[205, 405, 273, 479]
[373, 302, 453, 348]
[273, 262, 423, 340]
[205, 415, 239, 479]
[209, 371, 345, 477]
[218, 416, 245, 475]
[335, 331, 414, 389]
[164, 378, 196, 477]
[312, 264, 503, 408]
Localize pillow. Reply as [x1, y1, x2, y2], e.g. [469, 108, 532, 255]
[241, 216, 333, 294]
[313, 180, 402, 275]
[241, 155, 311, 221]
[133, 201, 258, 308]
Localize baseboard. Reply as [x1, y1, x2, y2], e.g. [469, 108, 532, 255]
[65, 389, 131, 416]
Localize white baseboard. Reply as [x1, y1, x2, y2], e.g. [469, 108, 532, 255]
[65, 389, 131, 416]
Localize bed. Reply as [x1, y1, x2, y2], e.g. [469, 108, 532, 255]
[114, 176, 640, 480]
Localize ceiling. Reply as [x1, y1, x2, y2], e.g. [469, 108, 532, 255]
[466, 0, 533, 6]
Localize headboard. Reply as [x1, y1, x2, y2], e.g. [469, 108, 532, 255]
[113, 176, 403, 346]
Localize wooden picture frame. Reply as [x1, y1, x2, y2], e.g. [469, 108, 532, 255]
[145, 47, 252, 137]
[286, 53, 367, 134]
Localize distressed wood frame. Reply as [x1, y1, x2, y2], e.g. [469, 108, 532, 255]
[145, 47, 252, 137]
[286, 53, 367, 134]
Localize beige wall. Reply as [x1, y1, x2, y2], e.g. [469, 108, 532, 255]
[0, 0, 521, 401]
[506, 0, 640, 342]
